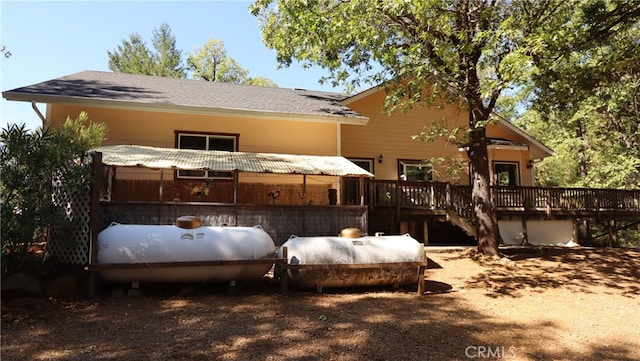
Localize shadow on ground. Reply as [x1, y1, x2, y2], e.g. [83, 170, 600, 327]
[2, 266, 639, 361]
[459, 247, 640, 298]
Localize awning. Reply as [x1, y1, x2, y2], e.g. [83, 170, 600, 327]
[93, 144, 374, 177]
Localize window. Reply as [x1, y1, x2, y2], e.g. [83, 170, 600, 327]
[350, 159, 374, 173]
[494, 162, 519, 186]
[176, 132, 238, 179]
[399, 160, 433, 181]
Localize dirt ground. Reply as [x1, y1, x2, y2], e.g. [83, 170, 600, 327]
[2, 246, 639, 361]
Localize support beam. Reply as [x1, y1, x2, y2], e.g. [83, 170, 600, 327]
[521, 216, 529, 246]
[608, 219, 616, 247]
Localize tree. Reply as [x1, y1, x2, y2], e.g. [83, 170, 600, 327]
[0, 113, 107, 276]
[108, 22, 185, 78]
[517, 15, 640, 189]
[110, 27, 278, 86]
[108, 33, 154, 75]
[188, 39, 247, 82]
[188, 38, 278, 86]
[150, 23, 186, 78]
[251, 0, 640, 256]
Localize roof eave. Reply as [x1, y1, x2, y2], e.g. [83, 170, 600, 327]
[3, 91, 369, 125]
[496, 119, 555, 158]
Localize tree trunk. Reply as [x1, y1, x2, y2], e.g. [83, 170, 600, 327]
[468, 126, 501, 257]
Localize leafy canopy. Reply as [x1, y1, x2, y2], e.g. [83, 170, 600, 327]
[250, 0, 640, 255]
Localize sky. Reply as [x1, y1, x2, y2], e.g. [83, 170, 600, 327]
[0, 0, 344, 131]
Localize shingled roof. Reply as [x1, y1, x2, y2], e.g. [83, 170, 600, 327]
[2, 70, 368, 124]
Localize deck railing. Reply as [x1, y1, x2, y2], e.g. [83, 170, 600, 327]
[349, 179, 640, 215]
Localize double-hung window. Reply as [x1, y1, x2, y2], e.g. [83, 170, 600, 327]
[176, 132, 238, 179]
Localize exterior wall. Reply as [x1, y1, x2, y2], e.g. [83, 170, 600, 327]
[342, 89, 470, 184]
[488, 148, 534, 186]
[49, 104, 339, 188]
[342, 88, 537, 186]
[341, 90, 469, 184]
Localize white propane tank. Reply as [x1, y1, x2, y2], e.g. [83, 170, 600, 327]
[278, 234, 424, 288]
[97, 223, 276, 283]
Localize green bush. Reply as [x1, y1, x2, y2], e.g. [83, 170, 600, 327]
[1, 113, 106, 277]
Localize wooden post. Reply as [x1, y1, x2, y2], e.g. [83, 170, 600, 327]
[159, 170, 164, 203]
[302, 174, 307, 205]
[520, 216, 529, 246]
[417, 248, 427, 296]
[280, 247, 289, 296]
[584, 219, 592, 245]
[417, 263, 426, 296]
[445, 183, 452, 210]
[608, 219, 616, 247]
[572, 218, 580, 245]
[423, 220, 429, 245]
[88, 152, 103, 298]
[430, 183, 435, 209]
[233, 170, 239, 204]
[395, 180, 401, 220]
[359, 176, 365, 206]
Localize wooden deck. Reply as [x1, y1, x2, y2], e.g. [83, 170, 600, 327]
[343, 180, 640, 244]
[349, 180, 640, 219]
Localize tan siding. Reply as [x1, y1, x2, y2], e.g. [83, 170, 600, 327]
[49, 104, 338, 187]
[50, 105, 337, 155]
[342, 89, 470, 184]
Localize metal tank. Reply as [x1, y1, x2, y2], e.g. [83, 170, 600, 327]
[278, 233, 425, 289]
[96, 222, 276, 283]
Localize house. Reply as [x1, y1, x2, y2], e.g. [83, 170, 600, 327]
[2, 70, 550, 191]
[5, 71, 636, 248]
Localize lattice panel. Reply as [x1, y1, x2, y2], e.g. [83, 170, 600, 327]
[49, 156, 92, 265]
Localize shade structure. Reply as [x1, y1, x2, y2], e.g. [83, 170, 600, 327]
[93, 144, 374, 177]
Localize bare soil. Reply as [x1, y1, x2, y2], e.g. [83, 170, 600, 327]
[2, 246, 639, 361]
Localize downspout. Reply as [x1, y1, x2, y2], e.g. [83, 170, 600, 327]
[31, 101, 49, 129]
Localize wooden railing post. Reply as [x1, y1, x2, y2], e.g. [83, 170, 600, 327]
[280, 247, 288, 296]
[88, 151, 102, 298]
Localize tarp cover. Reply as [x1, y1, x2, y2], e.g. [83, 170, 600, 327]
[93, 145, 373, 177]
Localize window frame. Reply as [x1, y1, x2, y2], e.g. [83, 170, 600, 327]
[347, 157, 375, 175]
[174, 131, 239, 180]
[493, 161, 520, 186]
[398, 159, 433, 181]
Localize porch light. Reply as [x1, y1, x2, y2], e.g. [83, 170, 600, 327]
[378, 154, 384, 163]
[527, 160, 534, 169]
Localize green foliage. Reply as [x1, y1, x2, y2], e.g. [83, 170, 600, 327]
[515, 5, 640, 190]
[108, 23, 185, 78]
[109, 25, 277, 86]
[0, 114, 107, 277]
[187, 38, 278, 86]
[107, 33, 154, 75]
[250, 0, 640, 252]
[251, 0, 556, 119]
[187, 38, 247, 82]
